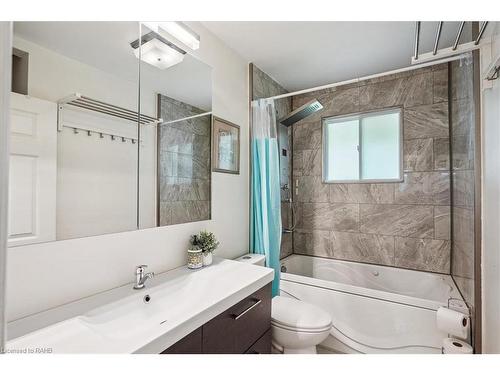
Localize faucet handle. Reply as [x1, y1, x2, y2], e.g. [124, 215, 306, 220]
[136, 265, 148, 273]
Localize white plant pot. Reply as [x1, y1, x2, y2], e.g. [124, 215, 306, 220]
[203, 252, 213, 266]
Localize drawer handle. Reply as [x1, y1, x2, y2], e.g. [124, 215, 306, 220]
[232, 299, 262, 320]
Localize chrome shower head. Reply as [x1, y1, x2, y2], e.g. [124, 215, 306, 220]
[279, 99, 323, 127]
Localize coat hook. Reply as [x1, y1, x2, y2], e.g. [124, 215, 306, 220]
[87, 130, 92, 136]
[122, 137, 126, 142]
[132, 139, 136, 144]
[73, 128, 79, 134]
[99, 133, 104, 138]
[111, 135, 115, 141]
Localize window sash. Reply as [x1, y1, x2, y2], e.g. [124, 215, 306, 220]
[322, 107, 403, 184]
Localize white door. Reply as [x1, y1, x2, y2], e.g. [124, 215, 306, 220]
[8, 93, 57, 246]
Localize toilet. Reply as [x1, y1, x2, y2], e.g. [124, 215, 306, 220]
[235, 254, 332, 354]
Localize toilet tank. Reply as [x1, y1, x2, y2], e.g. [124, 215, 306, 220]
[235, 253, 266, 266]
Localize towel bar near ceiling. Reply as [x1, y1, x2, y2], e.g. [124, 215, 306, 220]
[57, 93, 162, 132]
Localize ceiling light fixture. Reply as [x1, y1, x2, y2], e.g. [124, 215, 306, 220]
[143, 22, 200, 50]
[131, 32, 186, 70]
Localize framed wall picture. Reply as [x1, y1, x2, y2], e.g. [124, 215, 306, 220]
[212, 116, 240, 174]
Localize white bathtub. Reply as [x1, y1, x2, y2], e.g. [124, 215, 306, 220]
[279, 254, 466, 354]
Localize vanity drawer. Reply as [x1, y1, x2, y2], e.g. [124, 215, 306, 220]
[245, 329, 271, 354]
[161, 327, 202, 354]
[202, 283, 272, 354]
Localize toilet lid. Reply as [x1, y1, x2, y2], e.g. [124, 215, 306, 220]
[271, 296, 332, 330]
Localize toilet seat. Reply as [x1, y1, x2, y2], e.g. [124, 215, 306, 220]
[271, 296, 332, 332]
[271, 320, 331, 333]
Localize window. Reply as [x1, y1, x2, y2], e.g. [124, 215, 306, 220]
[322, 108, 402, 183]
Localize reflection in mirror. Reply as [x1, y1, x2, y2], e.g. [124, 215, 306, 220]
[8, 22, 142, 246]
[136, 23, 212, 228]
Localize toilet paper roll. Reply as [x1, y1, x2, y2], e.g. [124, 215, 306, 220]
[442, 338, 473, 354]
[436, 307, 469, 339]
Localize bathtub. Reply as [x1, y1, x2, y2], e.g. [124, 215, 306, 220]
[279, 254, 467, 354]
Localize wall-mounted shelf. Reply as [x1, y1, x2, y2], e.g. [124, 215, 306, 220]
[57, 93, 161, 131]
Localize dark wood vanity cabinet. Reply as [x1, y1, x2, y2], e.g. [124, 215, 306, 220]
[161, 283, 272, 354]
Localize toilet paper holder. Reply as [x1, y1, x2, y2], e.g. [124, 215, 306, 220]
[444, 297, 472, 338]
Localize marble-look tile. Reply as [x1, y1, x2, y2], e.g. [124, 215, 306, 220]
[450, 99, 474, 137]
[450, 57, 474, 101]
[292, 150, 304, 177]
[295, 176, 329, 203]
[318, 87, 360, 120]
[293, 121, 322, 151]
[280, 232, 293, 259]
[394, 237, 450, 273]
[451, 134, 474, 170]
[403, 138, 433, 172]
[395, 172, 450, 205]
[159, 151, 174, 177]
[329, 184, 394, 204]
[360, 204, 434, 238]
[453, 275, 474, 309]
[331, 231, 395, 266]
[433, 138, 450, 171]
[359, 72, 433, 110]
[170, 201, 210, 224]
[452, 206, 474, 278]
[275, 97, 292, 122]
[158, 202, 172, 226]
[359, 68, 430, 86]
[160, 126, 194, 155]
[159, 176, 178, 202]
[433, 67, 448, 104]
[178, 178, 210, 201]
[252, 65, 288, 100]
[452, 170, 475, 207]
[294, 229, 333, 258]
[294, 203, 304, 229]
[404, 102, 449, 139]
[299, 148, 322, 176]
[174, 153, 193, 178]
[159, 97, 210, 137]
[302, 203, 359, 231]
[281, 202, 292, 229]
[434, 205, 451, 240]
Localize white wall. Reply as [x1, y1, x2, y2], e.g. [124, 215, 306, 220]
[6, 22, 250, 321]
[0, 21, 13, 350]
[481, 21, 500, 354]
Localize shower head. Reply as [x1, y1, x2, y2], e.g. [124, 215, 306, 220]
[279, 99, 323, 127]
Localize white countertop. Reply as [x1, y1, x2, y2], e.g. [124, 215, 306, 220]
[6, 258, 274, 354]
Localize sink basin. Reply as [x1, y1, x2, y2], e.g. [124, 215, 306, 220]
[79, 273, 208, 341]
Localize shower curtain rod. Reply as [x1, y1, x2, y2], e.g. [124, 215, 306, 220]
[254, 53, 470, 102]
[158, 111, 212, 126]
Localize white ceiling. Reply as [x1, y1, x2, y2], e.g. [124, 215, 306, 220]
[14, 22, 212, 111]
[203, 21, 473, 92]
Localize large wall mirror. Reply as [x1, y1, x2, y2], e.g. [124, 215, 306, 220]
[137, 23, 212, 229]
[8, 22, 212, 247]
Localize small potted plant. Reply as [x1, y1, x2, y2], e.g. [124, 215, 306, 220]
[190, 230, 220, 266]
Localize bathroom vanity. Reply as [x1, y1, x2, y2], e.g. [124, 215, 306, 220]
[6, 259, 274, 354]
[162, 283, 271, 354]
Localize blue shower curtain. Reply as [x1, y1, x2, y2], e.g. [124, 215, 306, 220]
[250, 99, 282, 297]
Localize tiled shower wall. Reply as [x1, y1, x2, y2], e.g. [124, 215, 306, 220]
[450, 54, 476, 307]
[157, 94, 211, 226]
[292, 64, 452, 273]
[251, 65, 293, 259]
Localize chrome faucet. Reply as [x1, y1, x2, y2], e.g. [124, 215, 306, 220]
[134, 265, 155, 290]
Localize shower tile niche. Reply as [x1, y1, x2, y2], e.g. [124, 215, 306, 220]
[157, 94, 211, 226]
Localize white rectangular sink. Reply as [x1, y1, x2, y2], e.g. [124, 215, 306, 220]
[6, 258, 274, 353]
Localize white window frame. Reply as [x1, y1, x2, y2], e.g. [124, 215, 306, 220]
[322, 107, 403, 184]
